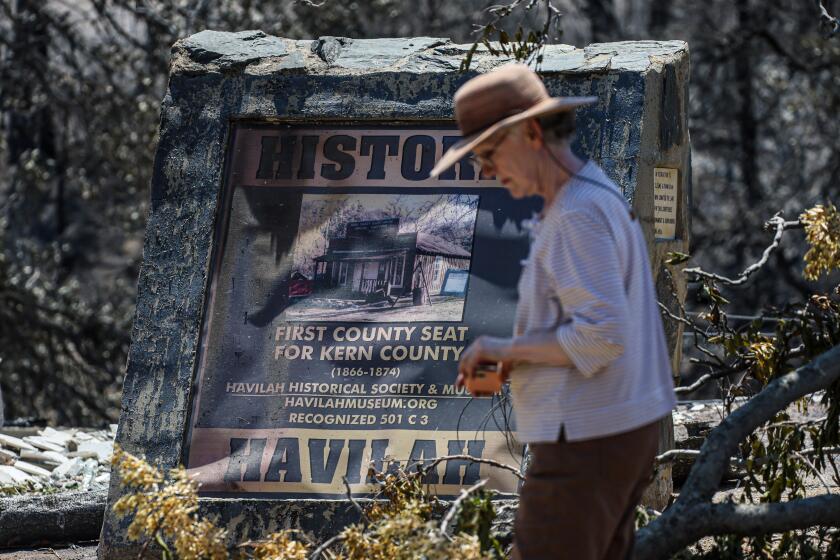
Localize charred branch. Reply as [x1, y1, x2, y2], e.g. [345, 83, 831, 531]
[635, 343, 840, 559]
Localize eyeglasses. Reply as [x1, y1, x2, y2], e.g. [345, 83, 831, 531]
[469, 130, 509, 169]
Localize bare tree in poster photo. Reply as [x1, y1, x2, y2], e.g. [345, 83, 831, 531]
[286, 193, 480, 323]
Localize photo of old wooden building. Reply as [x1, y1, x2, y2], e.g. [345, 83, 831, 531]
[312, 217, 471, 299]
[287, 193, 478, 322]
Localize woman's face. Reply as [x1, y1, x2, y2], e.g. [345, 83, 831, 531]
[473, 122, 544, 199]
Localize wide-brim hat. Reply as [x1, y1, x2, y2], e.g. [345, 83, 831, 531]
[429, 64, 597, 179]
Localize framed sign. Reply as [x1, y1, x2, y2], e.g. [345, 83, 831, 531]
[183, 123, 532, 497]
[653, 167, 679, 240]
[440, 269, 470, 296]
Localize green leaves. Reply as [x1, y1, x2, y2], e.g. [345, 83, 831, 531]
[702, 280, 730, 305]
[460, 43, 479, 73]
[460, 0, 563, 72]
[800, 203, 840, 280]
[455, 490, 504, 558]
[665, 251, 692, 265]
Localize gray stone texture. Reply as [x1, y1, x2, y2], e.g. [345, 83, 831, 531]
[99, 33, 690, 558]
[0, 490, 106, 547]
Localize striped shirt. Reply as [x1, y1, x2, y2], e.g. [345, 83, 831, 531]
[510, 160, 676, 443]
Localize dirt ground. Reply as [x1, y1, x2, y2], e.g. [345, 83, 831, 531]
[672, 397, 837, 554]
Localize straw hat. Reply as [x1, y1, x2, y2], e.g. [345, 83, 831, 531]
[429, 64, 597, 178]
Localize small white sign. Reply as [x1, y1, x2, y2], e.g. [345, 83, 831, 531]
[653, 168, 678, 240]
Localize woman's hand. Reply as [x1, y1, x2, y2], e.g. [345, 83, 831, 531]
[456, 335, 514, 388]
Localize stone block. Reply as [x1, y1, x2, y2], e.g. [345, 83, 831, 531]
[100, 33, 690, 558]
[13, 460, 51, 479]
[0, 465, 32, 485]
[0, 434, 37, 452]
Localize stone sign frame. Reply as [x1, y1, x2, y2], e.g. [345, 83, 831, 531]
[99, 32, 690, 558]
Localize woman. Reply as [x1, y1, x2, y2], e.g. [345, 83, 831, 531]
[430, 64, 676, 560]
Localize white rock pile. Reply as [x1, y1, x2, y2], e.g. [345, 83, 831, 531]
[0, 425, 116, 494]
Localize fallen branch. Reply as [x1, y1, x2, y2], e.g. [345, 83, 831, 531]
[674, 363, 750, 395]
[308, 534, 344, 560]
[635, 343, 840, 560]
[342, 476, 370, 526]
[683, 216, 801, 286]
[740, 446, 840, 469]
[798, 445, 840, 456]
[763, 415, 827, 431]
[439, 479, 488, 538]
[658, 301, 696, 331]
[675, 373, 714, 395]
[419, 454, 525, 481]
[654, 449, 700, 465]
[648, 495, 840, 546]
[793, 451, 833, 494]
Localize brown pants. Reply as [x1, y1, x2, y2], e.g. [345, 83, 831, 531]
[512, 421, 660, 560]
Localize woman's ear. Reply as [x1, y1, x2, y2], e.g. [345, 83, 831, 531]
[525, 118, 544, 149]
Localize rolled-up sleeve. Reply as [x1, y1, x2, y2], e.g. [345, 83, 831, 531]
[540, 209, 627, 377]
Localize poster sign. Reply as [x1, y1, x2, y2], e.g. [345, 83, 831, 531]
[185, 123, 533, 497]
[653, 167, 679, 240]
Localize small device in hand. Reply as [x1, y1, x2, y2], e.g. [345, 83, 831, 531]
[465, 362, 504, 396]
